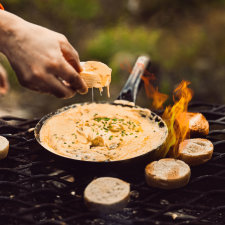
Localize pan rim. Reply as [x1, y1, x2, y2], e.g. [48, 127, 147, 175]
[34, 101, 168, 164]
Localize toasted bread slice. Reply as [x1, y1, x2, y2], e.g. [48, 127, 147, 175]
[84, 177, 130, 213]
[0, 136, 9, 159]
[80, 61, 112, 97]
[178, 138, 213, 166]
[145, 158, 191, 189]
[176, 112, 209, 137]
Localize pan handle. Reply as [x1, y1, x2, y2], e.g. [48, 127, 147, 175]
[117, 55, 151, 103]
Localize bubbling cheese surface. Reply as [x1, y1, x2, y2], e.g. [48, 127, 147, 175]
[40, 103, 168, 162]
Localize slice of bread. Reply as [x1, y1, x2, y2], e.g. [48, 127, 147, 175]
[176, 112, 209, 137]
[178, 138, 213, 166]
[80, 61, 112, 97]
[145, 158, 191, 189]
[84, 177, 130, 213]
[0, 136, 9, 159]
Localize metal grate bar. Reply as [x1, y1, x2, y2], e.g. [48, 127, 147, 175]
[0, 102, 225, 225]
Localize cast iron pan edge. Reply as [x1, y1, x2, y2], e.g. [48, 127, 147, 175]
[34, 56, 168, 169]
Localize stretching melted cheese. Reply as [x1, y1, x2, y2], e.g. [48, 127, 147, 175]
[40, 103, 168, 162]
[80, 61, 112, 97]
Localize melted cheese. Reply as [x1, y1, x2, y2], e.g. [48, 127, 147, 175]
[80, 61, 112, 97]
[39, 103, 168, 162]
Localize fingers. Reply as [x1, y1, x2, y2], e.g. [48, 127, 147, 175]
[21, 73, 76, 99]
[60, 41, 82, 72]
[41, 74, 76, 99]
[58, 40, 88, 94]
[57, 60, 88, 94]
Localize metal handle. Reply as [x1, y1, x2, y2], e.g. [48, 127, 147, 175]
[117, 55, 151, 103]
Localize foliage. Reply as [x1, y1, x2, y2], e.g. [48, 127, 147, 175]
[1, 0, 225, 116]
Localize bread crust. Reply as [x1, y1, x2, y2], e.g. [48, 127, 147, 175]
[84, 177, 130, 213]
[178, 138, 213, 166]
[145, 158, 191, 189]
[80, 61, 111, 88]
[176, 112, 209, 137]
[0, 136, 9, 160]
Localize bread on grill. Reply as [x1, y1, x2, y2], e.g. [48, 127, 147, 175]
[176, 112, 209, 137]
[84, 177, 130, 213]
[0, 136, 9, 159]
[80, 61, 112, 97]
[145, 158, 191, 189]
[178, 138, 214, 166]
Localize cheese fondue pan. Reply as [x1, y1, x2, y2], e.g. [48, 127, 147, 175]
[34, 56, 168, 169]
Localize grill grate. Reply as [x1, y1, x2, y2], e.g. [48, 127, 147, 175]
[0, 102, 225, 225]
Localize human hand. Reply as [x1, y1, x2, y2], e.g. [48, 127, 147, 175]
[0, 64, 9, 96]
[0, 11, 87, 98]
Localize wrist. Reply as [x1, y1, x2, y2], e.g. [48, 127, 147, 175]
[0, 10, 25, 55]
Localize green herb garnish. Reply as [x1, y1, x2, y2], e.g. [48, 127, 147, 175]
[94, 118, 102, 122]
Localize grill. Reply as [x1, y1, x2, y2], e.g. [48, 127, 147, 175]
[0, 101, 225, 225]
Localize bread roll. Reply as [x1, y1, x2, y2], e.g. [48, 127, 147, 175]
[0, 136, 9, 159]
[145, 158, 191, 189]
[178, 138, 213, 166]
[176, 112, 209, 137]
[80, 61, 112, 97]
[84, 177, 130, 213]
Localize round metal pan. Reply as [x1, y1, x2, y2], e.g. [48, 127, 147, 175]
[34, 56, 168, 169]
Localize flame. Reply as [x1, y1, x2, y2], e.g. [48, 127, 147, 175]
[142, 74, 168, 110]
[0, 4, 4, 10]
[160, 80, 193, 158]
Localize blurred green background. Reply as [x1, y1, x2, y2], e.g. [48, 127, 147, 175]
[0, 0, 225, 118]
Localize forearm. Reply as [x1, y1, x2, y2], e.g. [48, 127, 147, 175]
[0, 10, 24, 55]
[0, 10, 87, 97]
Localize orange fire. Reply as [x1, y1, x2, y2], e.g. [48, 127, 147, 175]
[0, 3, 4, 10]
[142, 74, 168, 110]
[161, 81, 193, 157]
[142, 75, 194, 158]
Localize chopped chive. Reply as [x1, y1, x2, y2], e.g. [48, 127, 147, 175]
[109, 135, 113, 140]
[94, 118, 102, 122]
